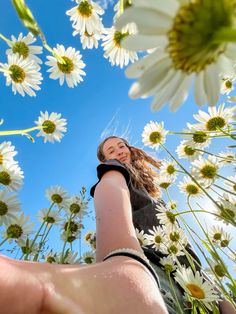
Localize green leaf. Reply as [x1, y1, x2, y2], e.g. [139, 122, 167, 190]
[12, 0, 40, 36]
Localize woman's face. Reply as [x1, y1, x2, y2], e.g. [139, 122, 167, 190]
[102, 137, 131, 164]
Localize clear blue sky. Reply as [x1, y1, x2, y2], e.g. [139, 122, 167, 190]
[0, 0, 235, 264]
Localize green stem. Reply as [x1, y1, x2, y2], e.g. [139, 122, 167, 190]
[217, 174, 235, 185]
[194, 149, 236, 163]
[0, 125, 43, 136]
[60, 214, 74, 263]
[167, 273, 185, 314]
[0, 237, 8, 247]
[0, 33, 13, 46]
[213, 27, 236, 44]
[213, 183, 236, 197]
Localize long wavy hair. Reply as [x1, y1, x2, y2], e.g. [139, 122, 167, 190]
[97, 136, 161, 198]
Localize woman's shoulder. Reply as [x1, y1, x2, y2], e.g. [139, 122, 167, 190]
[90, 159, 131, 197]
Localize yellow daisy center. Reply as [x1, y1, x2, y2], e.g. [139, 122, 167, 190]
[167, 164, 175, 174]
[113, 31, 129, 48]
[57, 56, 74, 74]
[70, 203, 81, 214]
[149, 131, 162, 144]
[0, 201, 8, 216]
[206, 116, 226, 131]
[186, 184, 199, 195]
[167, 0, 234, 74]
[0, 171, 11, 186]
[225, 79, 233, 89]
[200, 164, 217, 179]
[43, 216, 55, 224]
[186, 283, 205, 299]
[0, 153, 3, 164]
[154, 235, 162, 244]
[192, 131, 208, 144]
[7, 224, 23, 238]
[77, 1, 93, 17]
[64, 221, 79, 233]
[51, 193, 63, 203]
[184, 145, 195, 156]
[12, 41, 29, 59]
[84, 256, 93, 264]
[42, 120, 56, 134]
[9, 65, 26, 83]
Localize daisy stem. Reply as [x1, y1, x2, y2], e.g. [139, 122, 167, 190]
[0, 33, 12, 46]
[24, 203, 54, 260]
[167, 273, 185, 314]
[217, 174, 235, 185]
[213, 27, 236, 43]
[160, 143, 221, 211]
[60, 213, 74, 264]
[33, 223, 53, 262]
[194, 149, 236, 163]
[217, 127, 236, 141]
[213, 183, 236, 197]
[174, 209, 218, 218]
[0, 125, 43, 136]
[218, 247, 234, 262]
[228, 247, 236, 258]
[0, 237, 8, 247]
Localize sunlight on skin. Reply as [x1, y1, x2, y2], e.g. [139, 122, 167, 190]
[0, 255, 168, 314]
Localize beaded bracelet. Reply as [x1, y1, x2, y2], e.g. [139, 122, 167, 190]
[103, 248, 160, 288]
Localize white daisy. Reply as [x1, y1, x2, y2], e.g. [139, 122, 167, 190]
[102, 25, 138, 69]
[0, 141, 18, 167]
[0, 163, 24, 191]
[223, 176, 236, 194]
[84, 231, 96, 250]
[45, 45, 86, 87]
[135, 228, 149, 247]
[2, 212, 34, 243]
[193, 103, 236, 132]
[45, 186, 69, 208]
[56, 250, 80, 264]
[0, 190, 20, 225]
[0, 54, 42, 96]
[37, 208, 62, 225]
[167, 200, 178, 210]
[220, 75, 235, 95]
[214, 198, 236, 226]
[176, 140, 203, 161]
[208, 225, 232, 248]
[35, 111, 67, 143]
[79, 31, 102, 49]
[184, 124, 212, 149]
[116, 0, 236, 111]
[82, 251, 95, 264]
[161, 241, 185, 258]
[17, 238, 38, 255]
[160, 160, 178, 180]
[6, 32, 43, 64]
[175, 267, 219, 310]
[142, 121, 169, 150]
[178, 176, 205, 198]
[84, 230, 94, 243]
[159, 256, 177, 273]
[191, 155, 220, 187]
[145, 225, 165, 251]
[155, 175, 174, 190]
[65, 195, 88, 218]
[61, 229, 81, 243]
[62, 219, 83, 242]
[205, 258, 228, 280]
[66, 0, 104, 35]
[165, 227, 188, 247]
[155, 203, 178, 230]
[218, 151, 236, 166]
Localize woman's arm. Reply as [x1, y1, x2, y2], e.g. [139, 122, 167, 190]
[94, 170, 143, 262]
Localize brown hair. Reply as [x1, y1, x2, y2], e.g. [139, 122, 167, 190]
[97, 136, 161, 198]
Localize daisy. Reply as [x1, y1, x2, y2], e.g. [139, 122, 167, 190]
[17, 238, 38, 255]
[62, 219, 83, 234]
[0, 54, 42, 96]
[214, 198, 236, 226]
[35, 111, 67, 143]
[61, 229, 81, 243]
[45, 251, 57, 263]
[208, 226, 232, 248]
[135, 228, 149, 247]
[159, 256, 177, 273]
[79, 31, 102, 49]
[175, 267, 219, 310]
[176, 140, 203, 161]
[116, 0, 236, 111]
[165, 227, 188, 247]
[56, 250, 80, 264]
[142, 121, 169, 150]
[102, 25, 138, 69]
[65, 195, 88, 218]
[0, 163, 24, 191]
[82, 251, 95, 264]
[66, 0, 104, 35]
[145, 225, 165, 251]
[193, 103, 236, 132]
[178, 176, 205, 198]
[0, 141, 18, 167]
[167, 200, 178, 210]
[224, 176, 236, 193]
[84, 230, 94, 243]
[160, 160, 178, 180]
[45, 45, 86, 87]
[0, 190, 20, 225]
[220, 75, 235, 95]
[161, 241, 185, 258]
[155, 175, 174, 190]
[184, 124, 212, 149]
[2, 212, 34, 243]
[205, 258, 227, 279]
[155, 203, 178, 230]
[218, 151, 236, 166]
[45, 186, 69, 208]
[37, 208, 62, 225]
[191, 156, 220, 187]
[6, 32, 43, 64]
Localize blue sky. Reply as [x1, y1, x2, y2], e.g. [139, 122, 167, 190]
[0, 0, 235, 267]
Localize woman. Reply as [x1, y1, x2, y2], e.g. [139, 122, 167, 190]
[0, 136, 234, 313]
